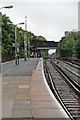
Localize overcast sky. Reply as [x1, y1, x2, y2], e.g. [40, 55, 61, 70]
[0, 0, 79, 43]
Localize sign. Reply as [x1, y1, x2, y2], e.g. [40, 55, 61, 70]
[12, 43, 19, 47]
[17, 47, 19, 53]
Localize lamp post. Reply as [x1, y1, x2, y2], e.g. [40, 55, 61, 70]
[0, 13, 1, 71]
[15, 22, 24, 65]
[0, 5, 13, 9]
[29, 36, 34, 58]
[24, 16, 27, 61]
[28, 40, 30, 58]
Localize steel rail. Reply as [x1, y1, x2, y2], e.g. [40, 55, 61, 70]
[43, 59, 80, 120]
[50, 60, 80, 94]
[44, 60, 74, 120]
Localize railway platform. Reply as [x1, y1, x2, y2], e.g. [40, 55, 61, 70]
[2, 58, 69, 119]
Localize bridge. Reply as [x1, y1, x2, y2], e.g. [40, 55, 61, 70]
[32, 40, 59, 50]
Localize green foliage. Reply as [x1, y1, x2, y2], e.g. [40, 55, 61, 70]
[2, 14, 15, 55]
[56, 32, 80, 59]
[1, 13, 46, 60]
[75, 32, 80, 59]
[35, 35, 46, 41]
[40, 49, 48, 57]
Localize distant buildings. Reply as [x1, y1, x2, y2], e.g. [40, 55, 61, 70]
[65, 31, 71, 36]
[65, 29, 77, 36]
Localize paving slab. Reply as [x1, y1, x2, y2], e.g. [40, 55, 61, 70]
[12, 104, 31, 110]
[15, 93, 30, 100]
[2, 118, 33, 120]
[2, 76, 32, 118]
[14, 100, 31, 105]
[19, 85, 30, 89]
[2, 100, 14, 118]
[31, 95, 54, 102]
[12, 110, 32, 118]
[31, 101, 62, 109]
[32, 108, 68, 118]
[16, 88, 29, 94]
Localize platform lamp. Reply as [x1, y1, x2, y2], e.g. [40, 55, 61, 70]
[15, 22, 24, 65]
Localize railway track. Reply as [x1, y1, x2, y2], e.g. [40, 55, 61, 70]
[43, 59, 80, 120]
[69, 60, 80, 67]
[61, 59, 80, 67]
[64, 60, 80, 70]
[54, 59, 80, 88]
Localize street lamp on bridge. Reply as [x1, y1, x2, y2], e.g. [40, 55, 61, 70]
[0, 5, 13, 9]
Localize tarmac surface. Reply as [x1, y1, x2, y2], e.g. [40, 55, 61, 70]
[2, 58, 39, 76]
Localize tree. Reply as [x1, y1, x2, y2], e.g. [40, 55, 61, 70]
[2, 14, 15, 55]
[75, 32, 80, 59]
[56, 31, 79, 59]
[1, 13, 46, 61]
[35, 35, 46, 41]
